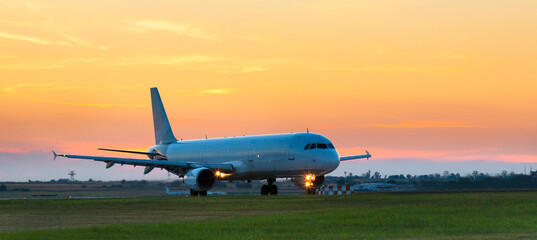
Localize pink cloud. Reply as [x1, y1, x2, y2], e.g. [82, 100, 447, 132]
[0, 148, 27, 153]
[338, 146, 537, 163]
[490, 155, 537, 163]
[366, 121, 488, 128]
[338, 147, 451, 161]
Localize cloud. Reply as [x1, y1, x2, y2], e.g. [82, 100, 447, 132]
[58, 31, 89, 47]
[107, 55, 222, 69]
[124, 20, 216, 40]
[57, 31, 107, 50]
[339, 146, 537, 163]
[0, 56, 105, 70]
[494, 154, 537, 163]
[1, 82, 146, 108]
[0, 30, 108, 51]
[1, 82, 84, 95]
[176, 88, 237, 96]
[58, 102, 148, 108]
[169, 117, 204, 123]
[313, 123, 339, 130]
[114, 55, 267, 73]
[0, 148, 27, 153]
[0, 1, 47, 15]
[1, 82, 56, 96]
[0, 54, 245, 71]
[338, 147, 451, 161]
[239, 66, 266, 73]
[0, 32, 60, 45]
[318, 65, 449, 73]
[138, 55, 221, 65]
[217, 66, 267, 74]
[198, 89, 232, 95]
[366, 121, 487, 128]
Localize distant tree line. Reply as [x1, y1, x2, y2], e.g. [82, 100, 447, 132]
[330, 170, 537, 190]
[0, 184, 30, 192]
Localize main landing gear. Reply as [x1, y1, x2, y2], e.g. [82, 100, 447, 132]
[261, 178, 278, 195]
[190, 189, 207, 196]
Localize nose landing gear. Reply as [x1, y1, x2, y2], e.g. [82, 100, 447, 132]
[261, 178, 278, 195]
[304, 174, 316, 195]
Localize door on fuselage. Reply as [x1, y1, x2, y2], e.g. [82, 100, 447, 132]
[288, 136, 301, 160]
[248, 142, 256, 170]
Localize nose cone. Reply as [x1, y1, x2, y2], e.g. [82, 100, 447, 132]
[322, 150, 340, 173]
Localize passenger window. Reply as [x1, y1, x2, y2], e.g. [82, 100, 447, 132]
[309, 144, 316, 149]
[317, 143, 328, 149]
[304, 144, 310, 150]
[328, 143, 335, 149]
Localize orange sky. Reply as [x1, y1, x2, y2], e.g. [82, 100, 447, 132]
[1, 0, 536, 181]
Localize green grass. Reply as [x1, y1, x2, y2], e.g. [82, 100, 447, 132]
[1, 192, 537, 239]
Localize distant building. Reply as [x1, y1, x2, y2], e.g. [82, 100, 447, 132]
[57, 178, 70, 183]
[530, 170, 537, 176]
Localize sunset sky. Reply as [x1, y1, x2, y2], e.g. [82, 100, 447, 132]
[1, 0, 536, 181]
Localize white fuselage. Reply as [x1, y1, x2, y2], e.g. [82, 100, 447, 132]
[149, 133, 340, 180]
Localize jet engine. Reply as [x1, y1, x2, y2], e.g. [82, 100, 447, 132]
[292, 175, 325, 189]
[184, 167, 216, 191]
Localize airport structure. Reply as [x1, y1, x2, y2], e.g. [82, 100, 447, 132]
[54, 87, 371, 196]
[316, 185, 352, 195]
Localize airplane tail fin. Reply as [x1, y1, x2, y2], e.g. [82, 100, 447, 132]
[150, 87, 178, 145]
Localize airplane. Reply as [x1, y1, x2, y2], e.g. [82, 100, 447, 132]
[53, 87, 371, 196]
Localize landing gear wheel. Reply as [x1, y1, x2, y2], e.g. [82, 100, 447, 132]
[306, 188, 315, 195]
[200, 191, 207, 196]
[269, 185, 278, 195]
[261, 185, 269, 195]
[190, 189, 199, 196]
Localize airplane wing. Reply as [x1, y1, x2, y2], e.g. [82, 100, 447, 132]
[340, 150, 371, 161]
[52, 151, 234, 174]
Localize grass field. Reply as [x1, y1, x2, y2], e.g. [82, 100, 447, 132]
[1, 192, 537, 239]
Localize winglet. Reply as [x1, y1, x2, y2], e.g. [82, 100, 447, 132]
[52, 151, 58, 161]
[366, 150, 371, 160]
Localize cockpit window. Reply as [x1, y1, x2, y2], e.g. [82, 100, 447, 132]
[317, 143, 328, 149]
[305, 143, 334, 150]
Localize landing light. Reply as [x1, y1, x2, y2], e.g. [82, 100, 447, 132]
[304, 174, 316, 188]
[215, 171, 230, 178]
